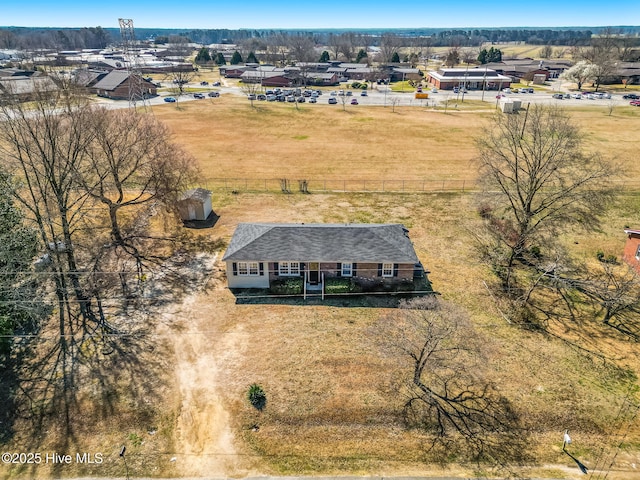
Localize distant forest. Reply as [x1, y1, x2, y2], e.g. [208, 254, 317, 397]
[1, 25, 639, 51]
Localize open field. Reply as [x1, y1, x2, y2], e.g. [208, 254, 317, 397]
[153, 94, 640, 191]
[4, 96, 640, 480]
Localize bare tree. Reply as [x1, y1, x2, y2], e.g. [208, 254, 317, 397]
[379, 33, 402, 63]
[327, 33, 341, 61]
[0, 79, 201, 431]
[371, 297, 526, 465]
[460, 48, 477, 66]
[164, 67, 196, 101]
[581, 29, 620, 91]
[287, 34, 316, 63]
[338, 32, 357, 62]
[239, 77, 263, 108]
[474, 105, 617, 314]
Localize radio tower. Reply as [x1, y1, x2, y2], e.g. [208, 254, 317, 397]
[118, 18, 147, 110]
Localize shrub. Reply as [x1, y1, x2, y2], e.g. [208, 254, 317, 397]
[247, 383, 266, 410]
[325, 277, 362, 294]
[270, 277, 303, 295]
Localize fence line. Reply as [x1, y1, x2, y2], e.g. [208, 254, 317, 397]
[198, 178, 640, 195]
[202, 177, 473, 194]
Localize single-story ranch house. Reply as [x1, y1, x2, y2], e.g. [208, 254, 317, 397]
[222, 223, 426, 292]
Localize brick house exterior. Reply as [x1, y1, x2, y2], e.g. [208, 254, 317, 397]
[623, 228, 640, 273]
[222, 223, 425, 292]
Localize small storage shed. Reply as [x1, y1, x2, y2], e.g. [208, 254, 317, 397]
[177, 188, 213, 221]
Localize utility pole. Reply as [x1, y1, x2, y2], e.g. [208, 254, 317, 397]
[119, 18, 148, 111]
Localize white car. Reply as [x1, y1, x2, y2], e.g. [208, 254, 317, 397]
[572, 93, 582, 99]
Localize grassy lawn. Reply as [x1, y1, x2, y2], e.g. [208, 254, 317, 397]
[197, 190, 640, 476]
[153, 99, 640, 476]
[5, 94, 640, 479]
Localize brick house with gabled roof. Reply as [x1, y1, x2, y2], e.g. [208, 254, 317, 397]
[222, 223, 425, 291]
[90, 70, 157, 100]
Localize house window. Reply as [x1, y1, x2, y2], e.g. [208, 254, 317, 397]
[341, 262, 353, 277]
[382, 263, 394, 277]
[279, 261, 300, 276]
[238, 262, 259, 276]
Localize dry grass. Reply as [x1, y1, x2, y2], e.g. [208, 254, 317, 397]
[156, 100, 640, 477]
[5, 97, 640, 479]
[191, 191, 640, 477]
[153, 95, 640, 188]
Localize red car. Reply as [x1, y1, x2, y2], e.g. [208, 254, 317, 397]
[630, 100, 640, 106]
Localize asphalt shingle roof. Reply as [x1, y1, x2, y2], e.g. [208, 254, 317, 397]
[222, 223, 419, 263]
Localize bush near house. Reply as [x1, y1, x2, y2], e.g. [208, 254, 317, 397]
[324, 277, 362, 294]
[269, 278, 303, 295]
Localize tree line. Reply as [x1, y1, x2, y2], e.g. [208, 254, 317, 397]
[4, 25, 640, 52]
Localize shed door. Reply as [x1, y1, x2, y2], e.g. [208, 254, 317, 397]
[187, 204, 196, 220]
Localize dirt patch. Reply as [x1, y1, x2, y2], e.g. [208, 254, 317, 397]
[160, 254, 253, 477]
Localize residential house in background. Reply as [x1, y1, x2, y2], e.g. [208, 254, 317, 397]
[222, 223, 425, 292]
[623, 228, 640, 273]
[90, 70, 157, 100]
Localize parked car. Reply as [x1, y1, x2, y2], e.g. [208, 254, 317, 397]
[328, 97, 338, 104]
[350, 98, 358, 105]
[346, 91, 352, 96]
[247, 94, 256, 100]
[338, 90, 345, 96]
[296, 96, 305, 103]
[622, 93, 639, 99]
[308, 97, 317, 103]
[431, 87, 438, 93]
[193, 93, 205, 99]
[572, 93, 582, 99]
[286, 96, 296, 102]
[266, 94, 277, 101]
[330, 91, 337, 96]
[208, 91, 220, 97]
[212, 81, 221, 86]
[257, 94, 267, 101]
[552, 93, 564, 99]
[361, 90, 368, 96]
[630, 100, 640, 106]
[164, 96, 176, 102]
[200, 81, 209, 86]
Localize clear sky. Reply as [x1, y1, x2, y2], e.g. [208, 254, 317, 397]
[2, 0, 639, 30]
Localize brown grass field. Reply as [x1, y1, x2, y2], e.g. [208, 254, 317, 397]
[155, 98, 640, 478]
[5, 95, 640, 480]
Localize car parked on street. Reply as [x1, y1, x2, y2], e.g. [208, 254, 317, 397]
[328, 97, 337, 104]
[193, 93, 205, 99]
[208, 91, 220, 97]
[350, 98, 358, 105]
[164, 96, 176, 102]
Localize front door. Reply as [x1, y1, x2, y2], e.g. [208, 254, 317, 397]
[308, 262, 319, 284]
